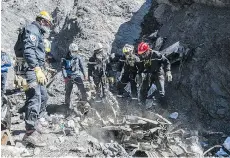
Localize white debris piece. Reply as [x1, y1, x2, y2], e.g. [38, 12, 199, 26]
[58, 136, 65, 143]
[169, 112, 179, 119]
[216, 148, 229, 157]
[67, 120, 75, 128]
[223, 137, 230, 151]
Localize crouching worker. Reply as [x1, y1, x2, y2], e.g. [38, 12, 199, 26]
[138, 42, 172, 108]
[61, 43, 90, 114]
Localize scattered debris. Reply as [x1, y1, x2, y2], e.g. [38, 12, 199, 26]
[1, 145, 30, 157]
[100, 113, 202, 157]
[214, 137, 230, 157]
[160, 41, 190, 64]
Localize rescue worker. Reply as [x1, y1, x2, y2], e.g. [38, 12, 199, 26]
[1, 49, 12, 95]
[62, 43, 89, 109]
[20, 11, 53, 146]
[88, 43, 113, 102]
[117, 44, 140, 99]
[137, 42, 172, 107]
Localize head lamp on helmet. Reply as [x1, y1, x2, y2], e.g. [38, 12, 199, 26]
[122, 44, 134, 55]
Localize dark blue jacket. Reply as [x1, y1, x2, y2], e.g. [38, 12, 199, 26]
[62, 52, 86, 78]
[1, 52, 11, 73]
[22, 21, 46, 69]
[88, 54, 112, 78]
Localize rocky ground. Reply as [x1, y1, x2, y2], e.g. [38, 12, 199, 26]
[1, 0, 230, 157]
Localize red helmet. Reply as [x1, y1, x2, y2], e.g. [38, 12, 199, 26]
[138, 42, 150, 55]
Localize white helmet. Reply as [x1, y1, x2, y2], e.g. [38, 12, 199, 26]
[69, 43, 78, 52]
[123, 44, 134, 54]
[94, 43, 103, 51]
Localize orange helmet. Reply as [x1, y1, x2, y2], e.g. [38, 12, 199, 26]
[138, 42, 150, 55]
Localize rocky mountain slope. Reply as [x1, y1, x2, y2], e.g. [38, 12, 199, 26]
[143, 0, 230, 127]
[1, 0, 230, 157]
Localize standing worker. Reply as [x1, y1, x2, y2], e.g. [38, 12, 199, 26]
[117, 44, 140, 99]
[14, 11, 54, 146]
[88, 43, 113, 102]
[1, 48, 12, 95]
[62, 43, 89, 112]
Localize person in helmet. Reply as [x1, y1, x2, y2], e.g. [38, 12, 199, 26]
[88, 43, 113, 102]
[20, 11, 53, 146]
[137, 42, 172, 107]
[1, 48, 12, 95]
[62, 43, 88, 110]
[116, 44, 140, 99]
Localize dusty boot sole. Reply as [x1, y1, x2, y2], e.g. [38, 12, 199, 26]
[22, 138, 46, 147]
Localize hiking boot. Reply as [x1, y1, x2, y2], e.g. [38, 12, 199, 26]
[36, 121, 52, 134]
[22, 130, 46, 147]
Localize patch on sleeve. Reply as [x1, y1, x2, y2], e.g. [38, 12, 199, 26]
[30, 34, 37, 42]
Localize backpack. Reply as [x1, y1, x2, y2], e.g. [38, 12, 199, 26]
[14, 27, 25, 58]
[62, 57, 80, 75]
[14, 27, 29, 75]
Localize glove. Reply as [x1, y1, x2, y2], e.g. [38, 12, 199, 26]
[64, 77, 70, 83]
[166, 71, 172, 82]
[107, 77, 114, 84]
[34, 67, 47, 85]
[14, 75, 28, 91]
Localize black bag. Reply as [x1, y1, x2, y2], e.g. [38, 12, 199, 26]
[14, 27, 28, 75]
[14, 27, 25, 57]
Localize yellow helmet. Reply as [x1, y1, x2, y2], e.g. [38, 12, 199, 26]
[37, 11, 53, 26]
[44, 39, 51, 53]
[122, 44, 134, 54]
